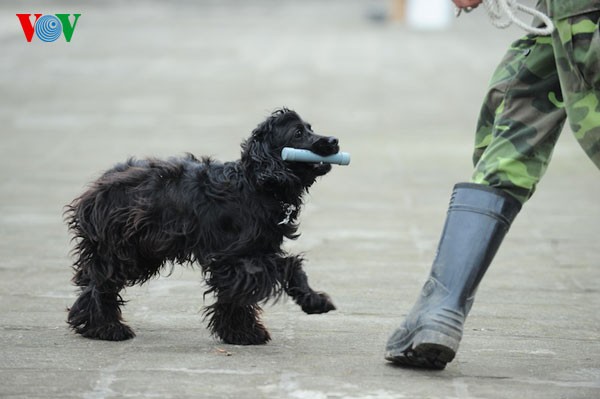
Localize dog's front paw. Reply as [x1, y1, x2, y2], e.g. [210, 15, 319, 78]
[220, 324, 271, 346]
[80, 322, 136, 341]
[300, 291, 336, 314]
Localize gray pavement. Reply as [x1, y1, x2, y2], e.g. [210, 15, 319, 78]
[1, 1, 599, 398]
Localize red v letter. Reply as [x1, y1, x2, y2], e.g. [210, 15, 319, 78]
[16, 14, 42, 42]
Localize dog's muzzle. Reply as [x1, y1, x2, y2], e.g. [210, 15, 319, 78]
[311, 136, 339, 156]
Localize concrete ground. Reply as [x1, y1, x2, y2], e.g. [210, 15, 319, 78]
[1, 1, 599, 398]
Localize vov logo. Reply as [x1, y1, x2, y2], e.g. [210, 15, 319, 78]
[16, 14, 81, 42]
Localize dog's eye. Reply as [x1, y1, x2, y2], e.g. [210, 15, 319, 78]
[294, 129, 303, 138]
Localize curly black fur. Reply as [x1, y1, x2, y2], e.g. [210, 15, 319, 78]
[65, 108, 338, 344]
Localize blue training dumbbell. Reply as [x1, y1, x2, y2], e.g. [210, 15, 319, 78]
[281, 147, 351, 165]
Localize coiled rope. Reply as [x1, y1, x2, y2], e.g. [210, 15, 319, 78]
[460, 0, 555, 35]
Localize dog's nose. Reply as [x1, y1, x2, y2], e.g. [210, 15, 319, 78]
[327, 137, 339, 146]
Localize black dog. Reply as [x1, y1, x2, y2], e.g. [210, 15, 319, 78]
[65, 109, 338, 345]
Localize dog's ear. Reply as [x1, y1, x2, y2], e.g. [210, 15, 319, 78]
[249, 108, 293, 141]
[241, 135, 299, 190]
[249, 116, 272, 141]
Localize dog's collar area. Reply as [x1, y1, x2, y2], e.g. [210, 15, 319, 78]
[278, 202, 297, 225]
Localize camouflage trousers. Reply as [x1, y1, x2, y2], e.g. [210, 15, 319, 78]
[471, 12, 600, 203]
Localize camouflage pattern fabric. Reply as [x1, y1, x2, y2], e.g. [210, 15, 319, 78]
[554, 13, 600, 167]
[471, 10, 600, 204]
[545, 0, 600, 19]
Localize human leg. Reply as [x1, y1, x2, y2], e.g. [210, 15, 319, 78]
[553, 11, 600, 168]
[472, 34, 568, 203]
[386, 34, 567, 368]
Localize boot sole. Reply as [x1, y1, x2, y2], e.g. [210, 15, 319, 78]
[385, 328, 459, 370]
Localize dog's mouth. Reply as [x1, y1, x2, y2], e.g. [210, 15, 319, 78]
[282, 135, 339, 177]
[301, 138, 339, 176]
[309, 162, 332, 176]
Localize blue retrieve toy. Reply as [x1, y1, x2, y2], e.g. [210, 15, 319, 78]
[281, 147, 351, 165]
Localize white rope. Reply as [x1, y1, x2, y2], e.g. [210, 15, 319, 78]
[482, 0, 554, 35]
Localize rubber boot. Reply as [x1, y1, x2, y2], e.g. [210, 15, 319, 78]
[385, 183, 522, 369]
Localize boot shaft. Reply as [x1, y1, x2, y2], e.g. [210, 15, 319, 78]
[431, 183, 522, 308]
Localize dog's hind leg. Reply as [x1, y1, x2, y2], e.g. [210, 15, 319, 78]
[68, 283, 134, 341]
[67, 259, 135, 341]
[281, 255, 336, 315]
